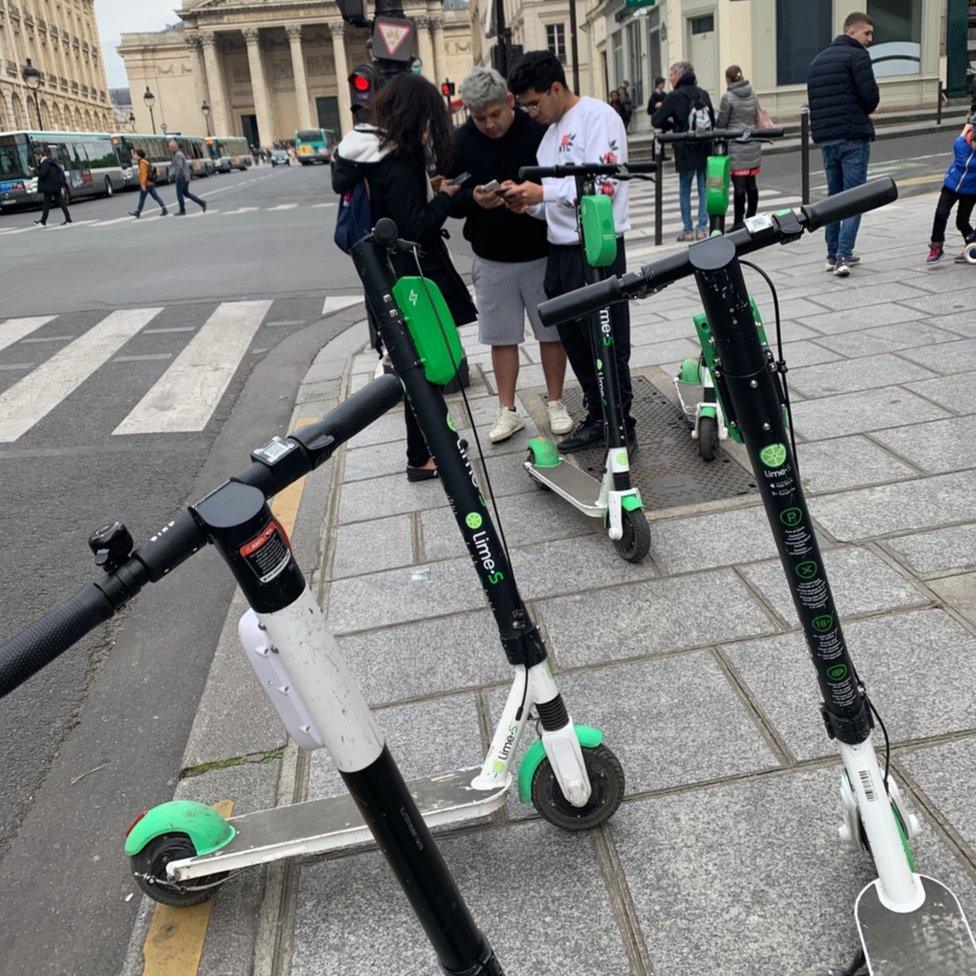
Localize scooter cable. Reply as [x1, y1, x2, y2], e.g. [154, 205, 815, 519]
[866, 695, 892, 793]
[739, 260, 800, 481]
[408, 245, 517, 580]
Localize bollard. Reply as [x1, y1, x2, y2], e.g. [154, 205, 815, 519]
[800, 104, 811, 205]
[937, 78, 945, 125]
[654, 141, 664, 247]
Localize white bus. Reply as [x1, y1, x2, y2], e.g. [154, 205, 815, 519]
[205, 136, 252, 173]
[110, 133, 174, 189]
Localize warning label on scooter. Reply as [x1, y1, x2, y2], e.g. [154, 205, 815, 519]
[239, 519, 292, 584]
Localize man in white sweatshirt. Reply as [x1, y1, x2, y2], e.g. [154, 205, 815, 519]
[501, 50, 636, 456]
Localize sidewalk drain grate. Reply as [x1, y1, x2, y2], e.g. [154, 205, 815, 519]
[551, 376, 758, 511]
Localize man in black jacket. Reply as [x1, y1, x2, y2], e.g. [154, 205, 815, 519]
[652, 61, 714, 241]
[450, 66, 573, 444]
[807, 11, 879, 278]
[32, 150, 72, 227]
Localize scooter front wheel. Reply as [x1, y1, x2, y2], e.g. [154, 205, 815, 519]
[130, 833, 228, 907]
[613, 509, 651, 563]
[697, 415, 720, 462]
[531, 743, 625, 831]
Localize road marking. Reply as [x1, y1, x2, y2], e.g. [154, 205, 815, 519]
[223, 207, 259, 215]
[114, 300, 272, 435]
[140, 799, 234, 976]
[113, 353, 173, 363]
[0, 316, 56, 354]
[0, 226, 34, 235]
[0, 307, 162, 442]
[19, 334, 74, 344]
[322, 295, 362, 317]
[311, 202, 336, 209]
[144, 326, 196, 335]
[92, 216, 136, 227]
[266, 319, 304, 328]
[272, 416, 316, 537]
[0, 362, 33, 371]
[267, 203, 298, 211]
[888, 173, 944, 187]
[49, 219, 96, 230]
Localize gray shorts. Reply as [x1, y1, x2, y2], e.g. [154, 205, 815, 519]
[471, 255, 561, 346]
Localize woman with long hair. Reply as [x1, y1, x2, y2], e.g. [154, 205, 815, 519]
[333, 73, 476, 480]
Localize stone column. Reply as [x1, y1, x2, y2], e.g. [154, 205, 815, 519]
[414, 16, 435, 82]
[328, 21, 352, 136]
[430, 17, 445, 87]
[243, 27, 276, 147]
[287, 24, 314, 130]
[201, 32, 232, 134]
[186, 36, 211, 133]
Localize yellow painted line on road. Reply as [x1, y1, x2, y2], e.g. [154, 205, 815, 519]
[141, 799, 234, 976]
[893, 173, 945, 187]
[272, 417, 317, 539]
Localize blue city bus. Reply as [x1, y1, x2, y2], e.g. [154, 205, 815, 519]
[0, 130, 125, 208]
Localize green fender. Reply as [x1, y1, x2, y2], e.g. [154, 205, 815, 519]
[698, 405, 718, 420]
[527, 436, 560, 469]
[517, 725, 604, 804]
[124, 800, 237, 858]
[621, 493, 643, 512]
[678, 358, 701, 385]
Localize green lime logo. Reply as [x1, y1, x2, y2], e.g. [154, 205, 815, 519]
[602, 335, 613, 347]
[760, 443, 788, 468]
[465, 512, 483, 530]
[796, 560, 818, 580]
[446, 411, 457, 432]
[812, 614, 833, 633]
[780, 507, 803, 528]
[596, 357, 603, 370]
[827, 664, 848, 681]
[616, 451, 627, 465]
[492, 760, 505, 774]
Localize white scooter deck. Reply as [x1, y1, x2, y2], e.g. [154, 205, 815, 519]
[856, 875, 976, 974]
[167, 766, 508, 881]
[525, 458, 603, 517]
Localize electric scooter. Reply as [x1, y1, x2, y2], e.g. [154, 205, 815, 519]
[657, 127, 784, 461]
[536, 178, 976, 975]
[517, 161, 656, 563]
[0, 376, 506, 975]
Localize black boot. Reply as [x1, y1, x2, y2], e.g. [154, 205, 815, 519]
[559, 417, 603, 453]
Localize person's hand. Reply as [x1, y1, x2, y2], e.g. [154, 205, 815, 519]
[499, 180, 543, 208]
[473, 185, 505, 209]
[439, 179, 461, 197]
[431, 174, 447, 192]
[964, 123, 974, 145]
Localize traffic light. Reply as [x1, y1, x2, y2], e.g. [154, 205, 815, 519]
[440, 80, 456, 97]
[349, 64, 380, 114]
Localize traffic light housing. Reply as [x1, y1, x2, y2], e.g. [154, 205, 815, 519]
[349, 64, 380, 114]
[440, 80, 456, 97]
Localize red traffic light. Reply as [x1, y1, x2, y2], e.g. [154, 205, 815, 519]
[441, 81, 455, 96]
[353, 73, 371, 92]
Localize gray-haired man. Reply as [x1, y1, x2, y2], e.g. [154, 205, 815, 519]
[449, 67, 572, 443]
[168, 140, 208, 216]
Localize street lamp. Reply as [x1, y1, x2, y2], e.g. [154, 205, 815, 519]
[201, 100, 211, 136]
[22, 58, 43, 130]
[161, 121, 168, 137]
[143, 86, 156, 134]
[128, 111, 136, 133]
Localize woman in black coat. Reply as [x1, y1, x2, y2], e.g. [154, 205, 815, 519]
[333, 73, 476, 481]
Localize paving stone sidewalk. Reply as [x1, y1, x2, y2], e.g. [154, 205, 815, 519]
[121, 191, 976, 976]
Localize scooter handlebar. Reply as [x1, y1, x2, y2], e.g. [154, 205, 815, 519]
[0, 583, 114, 699]
[537, 277, 624, 329]
[656, 127, 785, 142]
[517, 162, 658, 180]
[800, 176, 898, 231]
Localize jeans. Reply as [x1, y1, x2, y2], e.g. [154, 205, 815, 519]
[678, 168, 707, 232]
[930, 188, 976, 245]
[136, 185, 167, 214]
[175, 178, 205, 213]
[821, 140, 870, 259]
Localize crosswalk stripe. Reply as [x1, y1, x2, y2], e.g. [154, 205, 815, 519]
[0, 227, 34, 235]
[0, 316, 56, 354]
[223, 207, 259, 215]
[0, 307, 162, 443]
[114, 300, 272, 435]
[268, 203, 298, 211]
[91, 216, 134, 227]
[322, 295, 362, 317]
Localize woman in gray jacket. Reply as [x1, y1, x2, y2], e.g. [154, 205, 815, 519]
[716, 65, 761, 230]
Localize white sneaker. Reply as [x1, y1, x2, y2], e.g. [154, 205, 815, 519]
[489, 407, 525, 443]
[547, 399, 574, 436]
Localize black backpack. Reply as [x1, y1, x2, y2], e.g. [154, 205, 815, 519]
[148, 164, 159, 185]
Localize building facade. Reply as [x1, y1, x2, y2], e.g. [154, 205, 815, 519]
[119, 0, 476, 147]
[0, 0, 113, 133]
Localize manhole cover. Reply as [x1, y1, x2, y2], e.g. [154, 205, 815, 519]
[550, 376, 758, 511]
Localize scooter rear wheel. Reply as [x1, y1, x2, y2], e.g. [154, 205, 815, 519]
[530, 743, 625, 831]
[130, 833, 228, 907]
[613, 509, 651, 563]
[697, 416, 720, 462]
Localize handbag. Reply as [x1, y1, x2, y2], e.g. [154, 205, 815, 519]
[755, 99, 774, 130]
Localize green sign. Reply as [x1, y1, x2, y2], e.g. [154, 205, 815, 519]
[624, 0, 657, 8]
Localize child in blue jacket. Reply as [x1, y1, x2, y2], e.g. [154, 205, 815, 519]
[928, 127, 976, 264]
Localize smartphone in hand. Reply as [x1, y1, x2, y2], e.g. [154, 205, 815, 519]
[479, 179, 501, 193]
[448, 172, 472, 186]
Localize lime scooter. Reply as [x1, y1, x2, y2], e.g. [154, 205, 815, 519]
[519, 161, 656, 563]
[0, 377, 507, 975]
[537, 178, 976, 975]
[657, 127, 784, 461]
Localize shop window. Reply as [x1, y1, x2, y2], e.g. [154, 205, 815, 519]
[867, 0, 922, 76]
[776, 0, 832, 86]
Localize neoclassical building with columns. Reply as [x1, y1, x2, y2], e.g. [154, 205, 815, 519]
[119, 0, 476, 147]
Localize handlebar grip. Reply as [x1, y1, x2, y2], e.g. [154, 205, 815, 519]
[801, 177, 898, 232]
[538, 277, 623, 329]
[0, 583, 114, 698]
[315, 372, 403, 446]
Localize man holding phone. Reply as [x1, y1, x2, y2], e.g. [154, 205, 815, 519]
[501, 50, 637, 456]
[449, 66, 573, 443]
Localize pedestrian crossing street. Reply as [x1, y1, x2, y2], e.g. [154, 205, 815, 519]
[0, 295, 364, 444]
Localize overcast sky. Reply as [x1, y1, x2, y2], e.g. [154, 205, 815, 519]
[95, 0, 182, 89]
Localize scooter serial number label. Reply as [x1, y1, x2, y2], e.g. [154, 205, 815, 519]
[239, 520, 292, 583]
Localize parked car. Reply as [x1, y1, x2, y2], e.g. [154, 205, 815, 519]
[271, 149, 291, 167]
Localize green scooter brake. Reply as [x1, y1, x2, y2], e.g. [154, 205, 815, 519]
[392, 277, 464, 386]
[580, 195, 617, 268]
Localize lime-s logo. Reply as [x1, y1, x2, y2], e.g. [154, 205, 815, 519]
[602, 335, 613, 347]
[780, 507, 803, 528]
[466, 512, 483, 530]
[488, 571, 505, 584]
[408, 289, 419, 307]
[615, 451, 627, 465]
[812, 614, 833, 633]
[827, 664, 847, 681]
[492, 760, 505, 774]
[446, 411, 457, 432]
[796, 560, 817, 580]
[760, 443, 788, 468]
